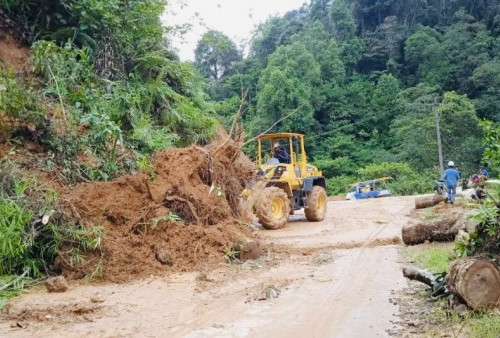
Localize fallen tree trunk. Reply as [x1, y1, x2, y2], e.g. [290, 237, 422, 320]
[402, 214, 462, 245]
[446, 258, 500, 310]
[415, 195, 444, 209]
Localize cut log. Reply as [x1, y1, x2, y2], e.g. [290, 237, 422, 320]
[402, 214, 462, 245]
[415, 195, 444, 209]
[403, 266, 436, 287]
[446, 258, 500, 310]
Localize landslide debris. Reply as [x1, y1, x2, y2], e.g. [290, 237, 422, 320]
[61, 129, 258, 282]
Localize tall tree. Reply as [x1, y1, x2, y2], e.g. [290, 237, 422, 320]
[250, 10, 307, 63]
[194, 30, 241, 81]
[472, 60, 500, 121]
[437, 91, 482, 173]
[253, 42, 320, 135]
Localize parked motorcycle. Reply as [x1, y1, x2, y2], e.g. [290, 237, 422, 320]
[434, 180, 445, 195]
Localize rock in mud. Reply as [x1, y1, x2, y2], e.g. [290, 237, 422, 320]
[45, 276, 68, 292]
[90, 293, 105, 303]
[265, 287, 280, 300]
[155, 249, 173, 266]
[237, 240, 262, 261]
[453, 303, 469, 314]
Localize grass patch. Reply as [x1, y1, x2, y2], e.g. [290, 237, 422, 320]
[403, 243, 455, 273]
[422, 301, 500, 337]
[420, 208, 440, 220]
[0, 274, 34, 310]
[469, 312, 500, 338]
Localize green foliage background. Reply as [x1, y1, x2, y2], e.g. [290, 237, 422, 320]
[1, 0, 217, 182]
[192, 0, 500, 195]
[0, 0, 218, 291]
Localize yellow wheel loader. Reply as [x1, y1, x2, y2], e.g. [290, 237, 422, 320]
[245, 133, 327, 229]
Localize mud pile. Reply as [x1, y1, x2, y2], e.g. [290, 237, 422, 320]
[63, 131, 257, 282]
[0, 24, 30, 73]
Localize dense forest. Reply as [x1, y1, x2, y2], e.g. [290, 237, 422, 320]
[1, 0, 499, 195]
[193, 0, 500, 194]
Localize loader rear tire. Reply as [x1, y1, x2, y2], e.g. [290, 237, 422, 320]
[255, 187, 290, 230]
[305, 186, 327, 222]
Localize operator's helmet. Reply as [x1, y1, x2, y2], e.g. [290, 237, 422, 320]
[448, 160, 455, 167]
[273, 142, 281, 149]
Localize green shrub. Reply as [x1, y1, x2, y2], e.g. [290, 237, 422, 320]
[131, 116, 180, 153]
[81, 112, 122, 161]
[0, 67, 47, 131]
[325, 162, 435, 196]
[326, 175, 357, 196]
[388, 169, 435, 195]
[0, 160, 104, 278]
[0, 274, 32, 309]
[357, 162, 435, 195]
[357, 161, 413, 179]
[459, 200, 500, 256]
[32, 40, 96, 107]
[0, 198, 34, 275]
[314, 156, 356, 177]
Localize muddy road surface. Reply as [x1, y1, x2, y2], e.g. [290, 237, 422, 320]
[1, 196, 416, 337]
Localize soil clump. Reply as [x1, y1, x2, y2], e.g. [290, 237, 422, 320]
[0, 20, 30, 73]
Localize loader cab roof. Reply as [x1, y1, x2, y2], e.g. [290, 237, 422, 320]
[258, 133, 304, 140]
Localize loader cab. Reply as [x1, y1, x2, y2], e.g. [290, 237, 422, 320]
[258, 133, 306, 170]
[256, 133, 324, 191]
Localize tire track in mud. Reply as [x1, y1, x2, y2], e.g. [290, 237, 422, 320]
[241, 197, 414, 336]
[267, 198, 409, 257]
[175, 197, 415, 337]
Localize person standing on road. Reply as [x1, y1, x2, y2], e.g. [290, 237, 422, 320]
[443, 161, 460, 204]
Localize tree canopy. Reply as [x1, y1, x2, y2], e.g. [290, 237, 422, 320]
[2, 0, 499, 194]
[194, 30, 241, 81]
[194, 0, 500, 187]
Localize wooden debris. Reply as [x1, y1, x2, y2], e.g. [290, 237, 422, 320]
[415, 195, 444, 209]
[403, 266, 437, 287]
[446, 258, 500, 310]
[402, 214, 462, 245]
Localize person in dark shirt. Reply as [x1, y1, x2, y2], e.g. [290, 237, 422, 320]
[273, 142, 290, 164]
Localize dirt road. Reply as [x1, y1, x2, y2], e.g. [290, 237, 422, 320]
[1, 196, 416, 337]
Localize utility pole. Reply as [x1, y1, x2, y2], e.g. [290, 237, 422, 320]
[433, 100, 444, 174]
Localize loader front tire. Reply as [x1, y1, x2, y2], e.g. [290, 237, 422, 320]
[255, 187, 290, 230]
[305, 186, 327, 222]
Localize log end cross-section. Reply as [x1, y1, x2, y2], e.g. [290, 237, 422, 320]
[446, 258, 500, 310]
